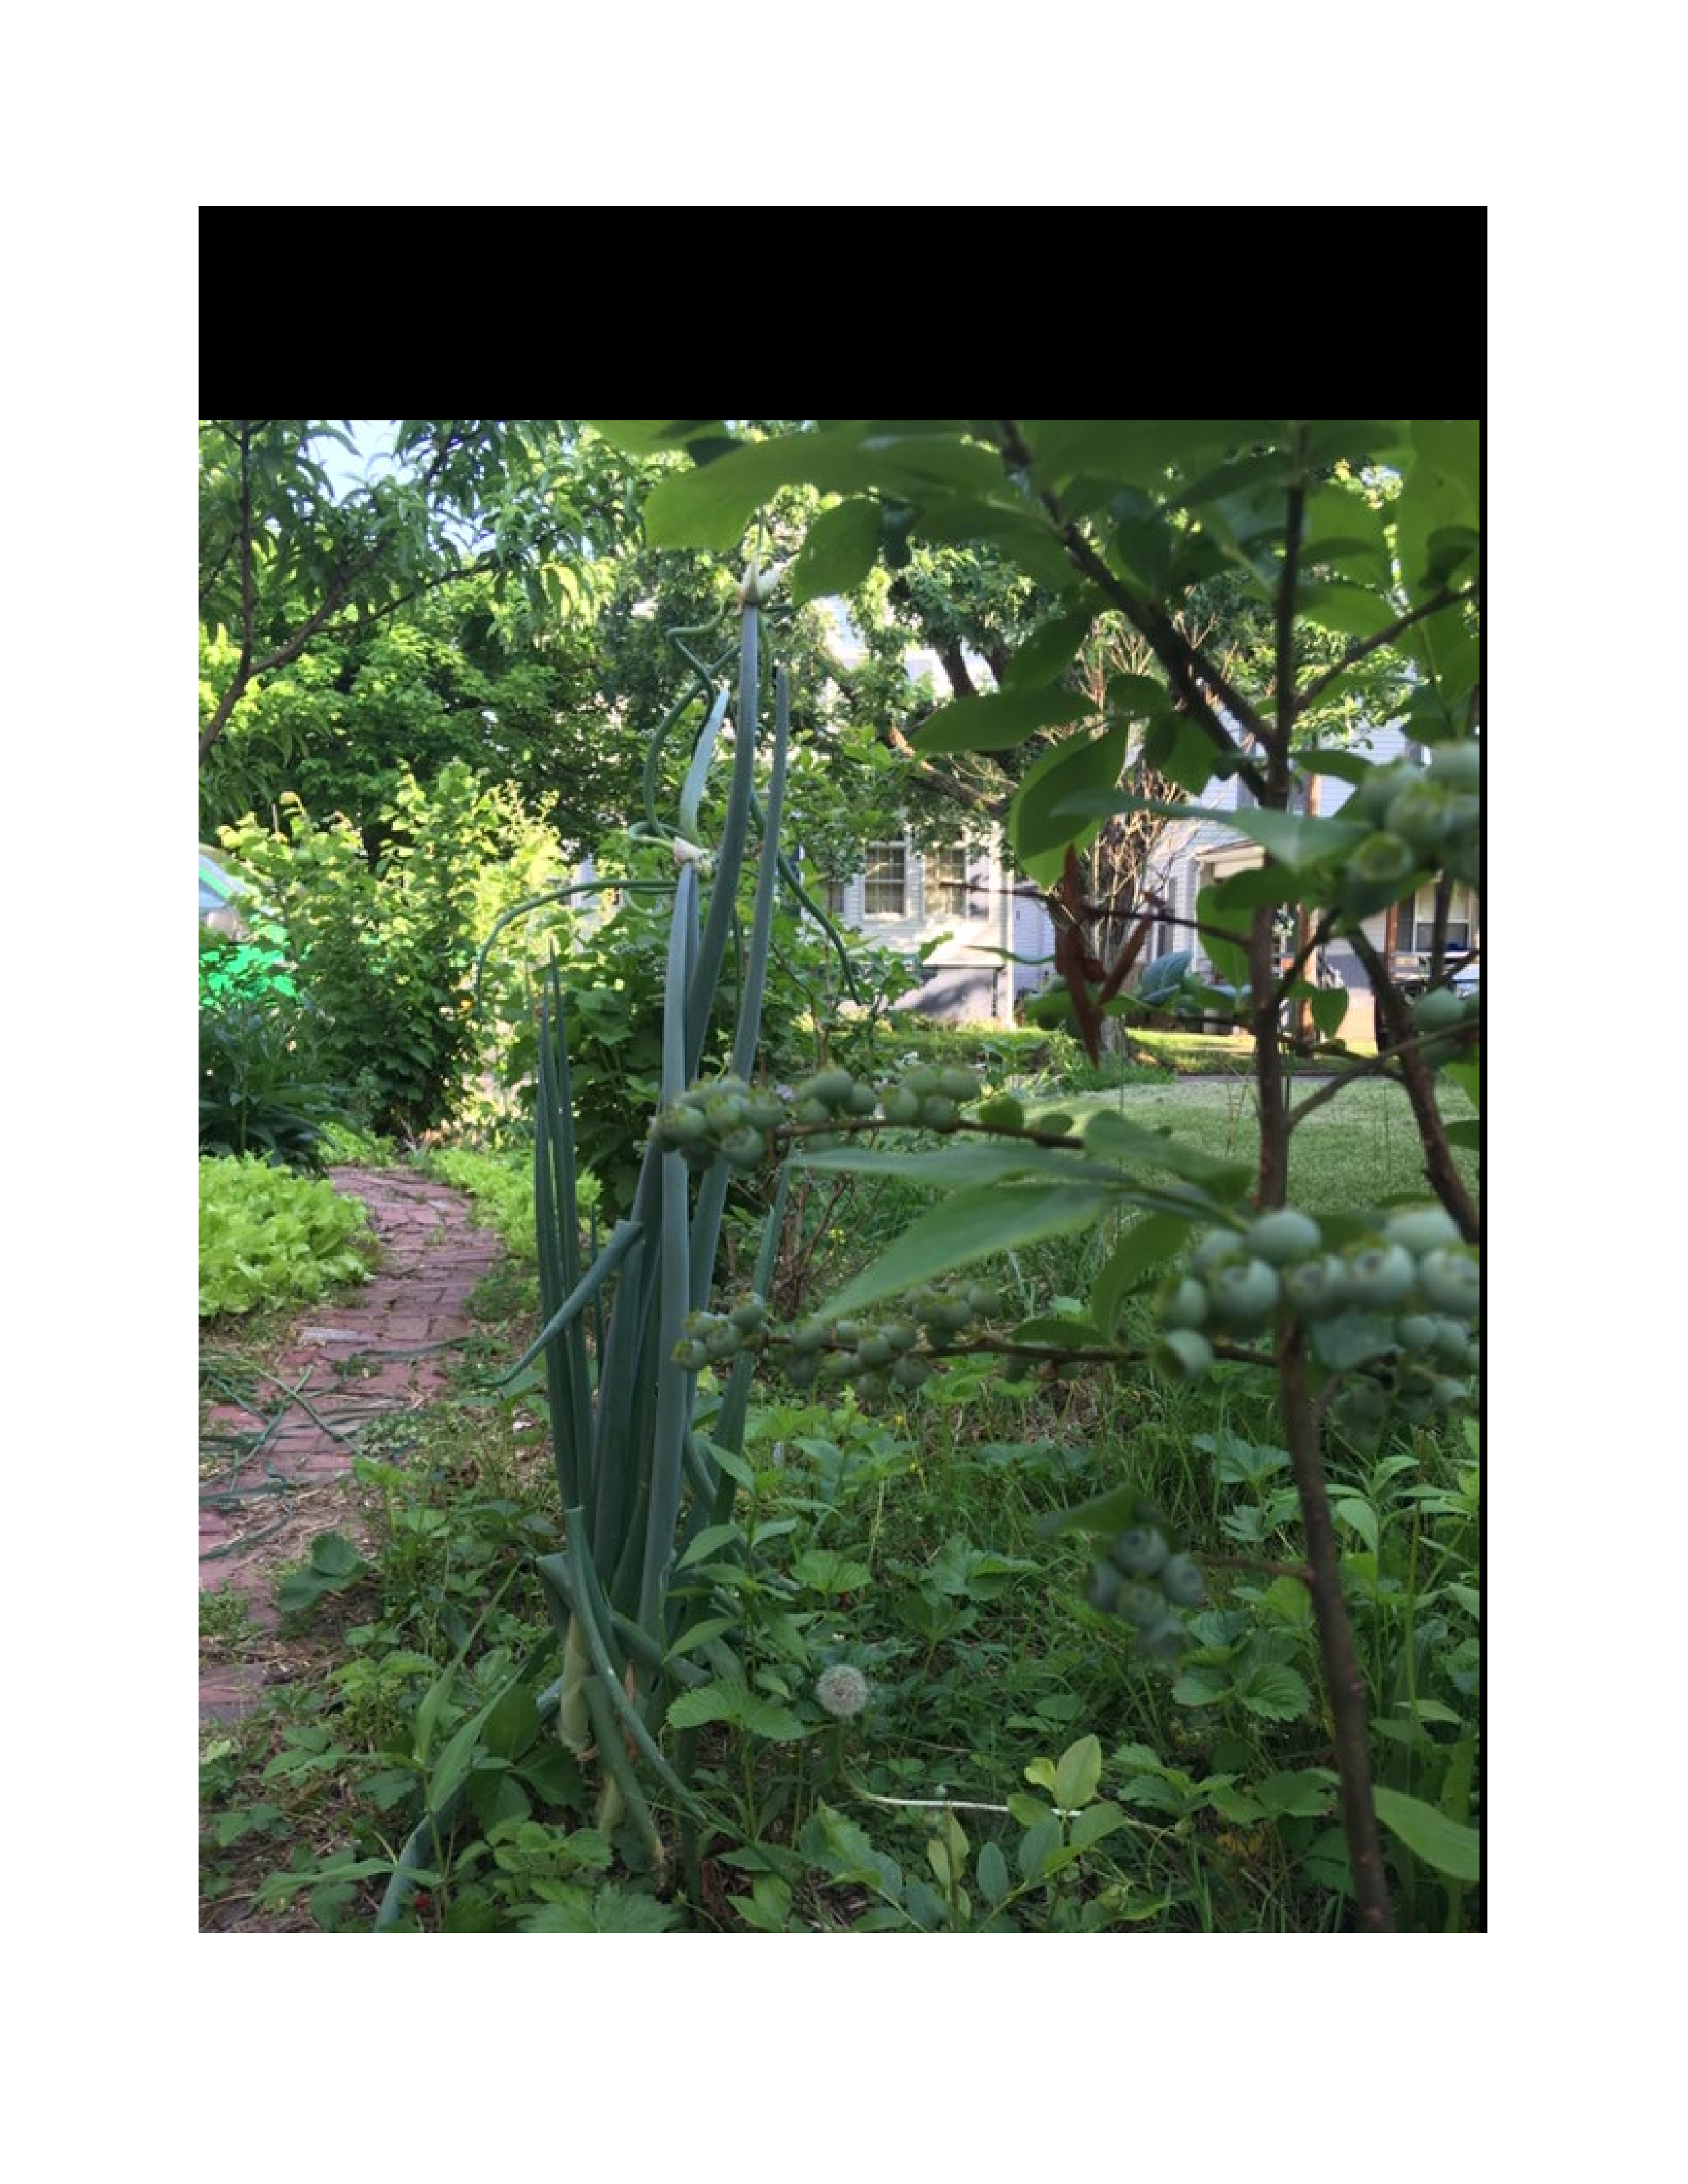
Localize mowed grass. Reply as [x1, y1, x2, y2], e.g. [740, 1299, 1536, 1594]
[1059, 1072, 1478, 1216]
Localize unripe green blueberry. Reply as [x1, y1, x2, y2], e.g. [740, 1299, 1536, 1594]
[1162, 1276, 1210, 1330]
[1135, 1614, 1190, 1664]
[790, 1318, 829, 1355]
[1158, 1553, 1205, 1608]
[720, 1126, 768, 1170]
[1109, 1526, 1169, 1578]
[1192, 1226, 1250, 1275]
[820, 1351, 861, 1381]
[833, 1320, 863, 1347]
[976, 1094, 1025, 1132]
[1430, 1375, 1471, 1410]
[729, 1296, 768, 1334]
[882, 1318, 921, 1353]
[1340, 1243, 1417, 1310]
[1029, 1111, 1074, 1138]
[783, 1353, 819, 1389]
[741, 1092, 787, 1130]
[1418, 1246, 1480, 1318]
[933, 1295, 975, 1335]
[1248, 1208, 1323, 1265]
[855, 1371, 890, 1403]
[936, 1066, 982, 1104]
[844, 1081, 880, 1116]
[1429, 741, 1481, 792]
[796, 1068, 853, 1111]
[1384, 1205, 1462, 1256]
[1395, 1313, 1440, 1354]
[1386, 776, 1465, 853]
[703, 1318, 741, 1361]
[657, 1101, 709, 1146]
[1346, 761, 1412, 827]
[1428, 1317, 1477, 1370]
[1350, 830, 1419, 886]
[1207, 1255, 1282, 1328]
[965, 1282, 1002, 1318]
[856, 1332, 894, 1369]
[921, 1095, 961, 1132]
[702, 1092, 748, 1135]
[1282, 1255, 1347, 1320]
[1156, 1328, 1215, 1381]
[672, 1338, 708, 1371]
[891, 1353, 931, 1392]
[1413, 987, 1470, 1038]
[792, 1095, 833, 1126]
[901, 1065, 944, 1099]
[1116, 1579, 1166, 1627]
[882, 1084, 923, 1126]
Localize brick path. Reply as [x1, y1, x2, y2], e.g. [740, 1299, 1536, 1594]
[199, 1166, 504, 1721]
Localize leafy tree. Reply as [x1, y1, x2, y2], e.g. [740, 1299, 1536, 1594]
[198, 420, 635, 770]
[603, 418, 1480, 1931]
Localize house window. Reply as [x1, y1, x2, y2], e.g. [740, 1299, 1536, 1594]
[823, 878, 847, 917]
[1411, 882, 1476, 956]
[863, 841, 908, 917]
[926, 846, 980, 919]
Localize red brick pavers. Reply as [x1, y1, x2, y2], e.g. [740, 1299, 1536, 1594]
[199, 1167, 504, 1721]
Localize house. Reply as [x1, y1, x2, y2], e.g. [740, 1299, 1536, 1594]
[1145, 721, 1481, 1040]
[819, 828, 1055, 1023]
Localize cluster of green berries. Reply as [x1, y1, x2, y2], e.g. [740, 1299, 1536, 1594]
[670, 1277, 1006, 1402]
[1086, 1525, 1205, 1662]
[652, 1061, 992, 1175]
[1340, 741, 1481, 915]
[1156, 1202, 1480, 1390]
[652, 1075, 787, 1173]
[778, 1279, 1004, 1401]
[669, 1294, 771, 1372]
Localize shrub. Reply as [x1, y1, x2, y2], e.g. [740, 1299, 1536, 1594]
[199, 930, 352, 1171]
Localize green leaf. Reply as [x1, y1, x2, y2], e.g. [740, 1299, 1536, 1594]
[1254, 1770, 1336, 1819]
[1000, 610, 1098, 692]
[1082, 1109, 1254, 1194]
[1196, 883, 1251, 985]
[1021, 420, 1273, 490]
[1089, 1213, 1190, 1333]
[523, 1884, 683, 1933]
[790, 498, 883, 604]
[1035, 1481, 1164, 1542]
[914, 682, 1090, 757]
[310, 1531, 365, 1578]
[1023, 1756, 1058, 1796]
[1143, 711, 1221, 795]
[1011, 721, 1131, 887]
[1297, 580, 1399, 639]
[790, 1549, 872, 1596]
[1054, 1734, 1103, 1811]
[976, 1840, 1011, 1906]
[1310, 988, 1348, 1039]
[1237, 1662, 1311, 1722]
[1372, 1785, 1480, 1884]
[1442, 1120, 1481, 1149]
[818, 1183, 1107, 1320]
[1333, 1497, 1380, 1553]
[1221, 808, 1372, 869]
[481, 1682, 541, 1762]
[1017, 1813, 1064, 1883]
[665, 1680, 807, 1741]
[1068, 1800, 1127, 1851]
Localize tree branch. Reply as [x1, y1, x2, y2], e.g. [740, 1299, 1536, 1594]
[1295, 582, 1476, 715]
[1350, 929, 1480, 1240]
